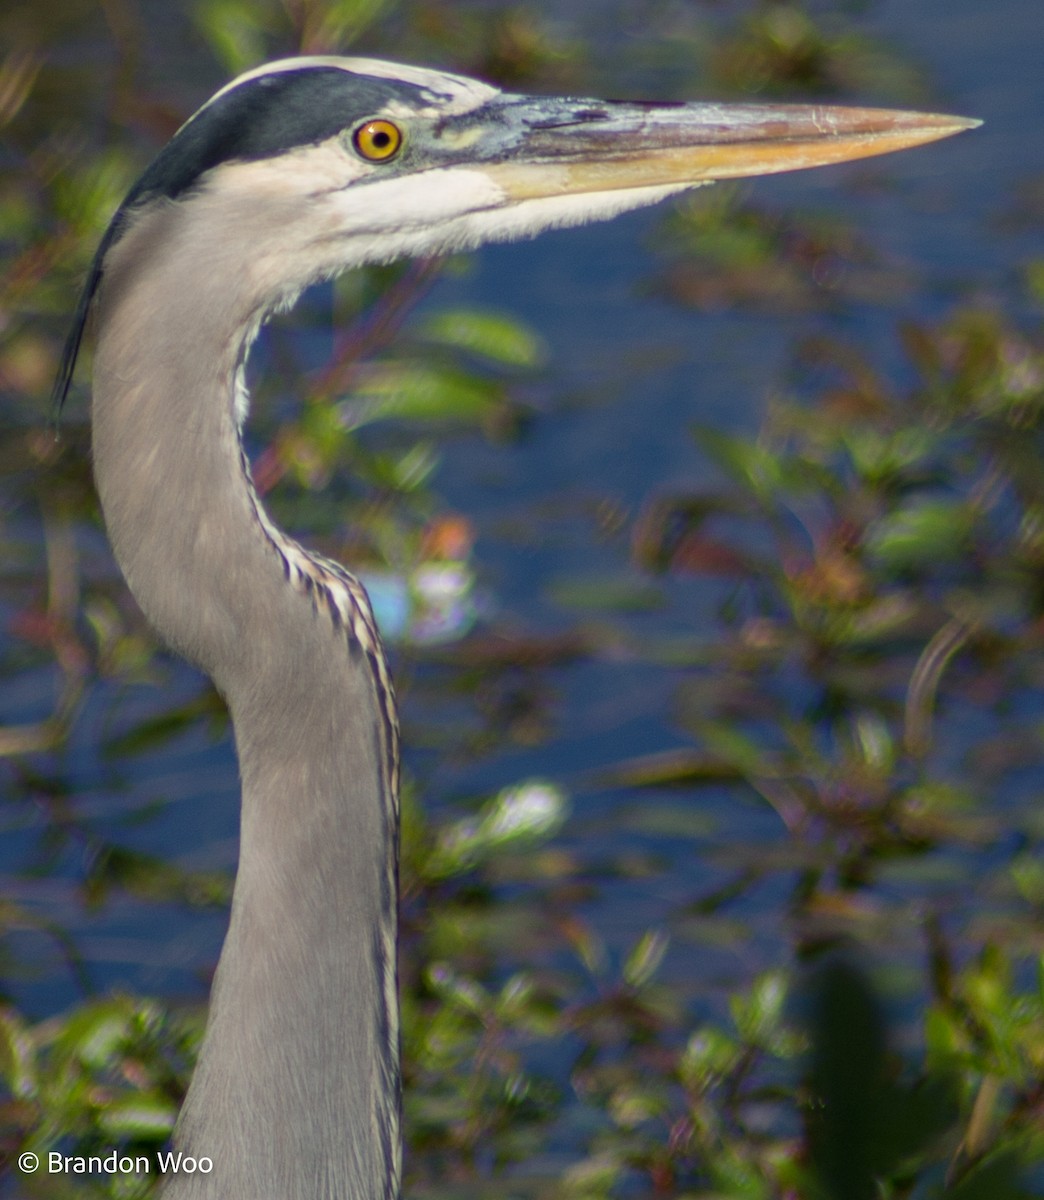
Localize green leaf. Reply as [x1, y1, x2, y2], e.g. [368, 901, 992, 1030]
[680, 1026, 741, 1086]
[194, 0, 271, 73]
[562, 1151, 625, 1195]
[99, 1094, 177, 1138]
[693, 423, 785, 499]
[53, 1001, 135, 1069]
[695, 721, 772, 777]
[425, 964, 489, 1017]
[864, 496, 973, 568]
[730, 971, 787, 1044]
[312, 0, 395, 47]
[418, 308, 546, 367]
[0, 1009, 36, 1098]
[842, 425, 935, 481]
[427, 780, 568, 878]
[349, 363, 500, 423]
[852, 712, 896, 773]
[622, 930, 669, 989]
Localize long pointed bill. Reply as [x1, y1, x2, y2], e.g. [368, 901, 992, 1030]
[475, 100, 979, 200]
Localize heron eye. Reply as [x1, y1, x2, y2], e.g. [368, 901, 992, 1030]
[353, 119, 403, 162]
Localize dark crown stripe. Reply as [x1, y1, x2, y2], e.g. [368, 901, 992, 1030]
[52, 65, 430, 416]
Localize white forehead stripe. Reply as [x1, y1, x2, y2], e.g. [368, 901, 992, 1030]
[202, 56, 500, 118]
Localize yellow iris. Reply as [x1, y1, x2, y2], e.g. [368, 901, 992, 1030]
[353, 120, 403, 162]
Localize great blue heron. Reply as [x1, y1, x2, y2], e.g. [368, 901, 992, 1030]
[53, 56, 975, 1200]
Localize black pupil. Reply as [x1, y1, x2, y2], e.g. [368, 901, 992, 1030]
[372, 129, 391, 148]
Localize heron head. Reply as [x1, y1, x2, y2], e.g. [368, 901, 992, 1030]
[54, 57, 977, 410]
[142, 55, 976, 267]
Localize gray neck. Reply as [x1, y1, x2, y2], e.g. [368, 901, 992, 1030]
[91, 200, 400, 1200]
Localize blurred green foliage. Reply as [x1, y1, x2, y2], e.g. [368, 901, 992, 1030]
[2, 1, 1041, 1198]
